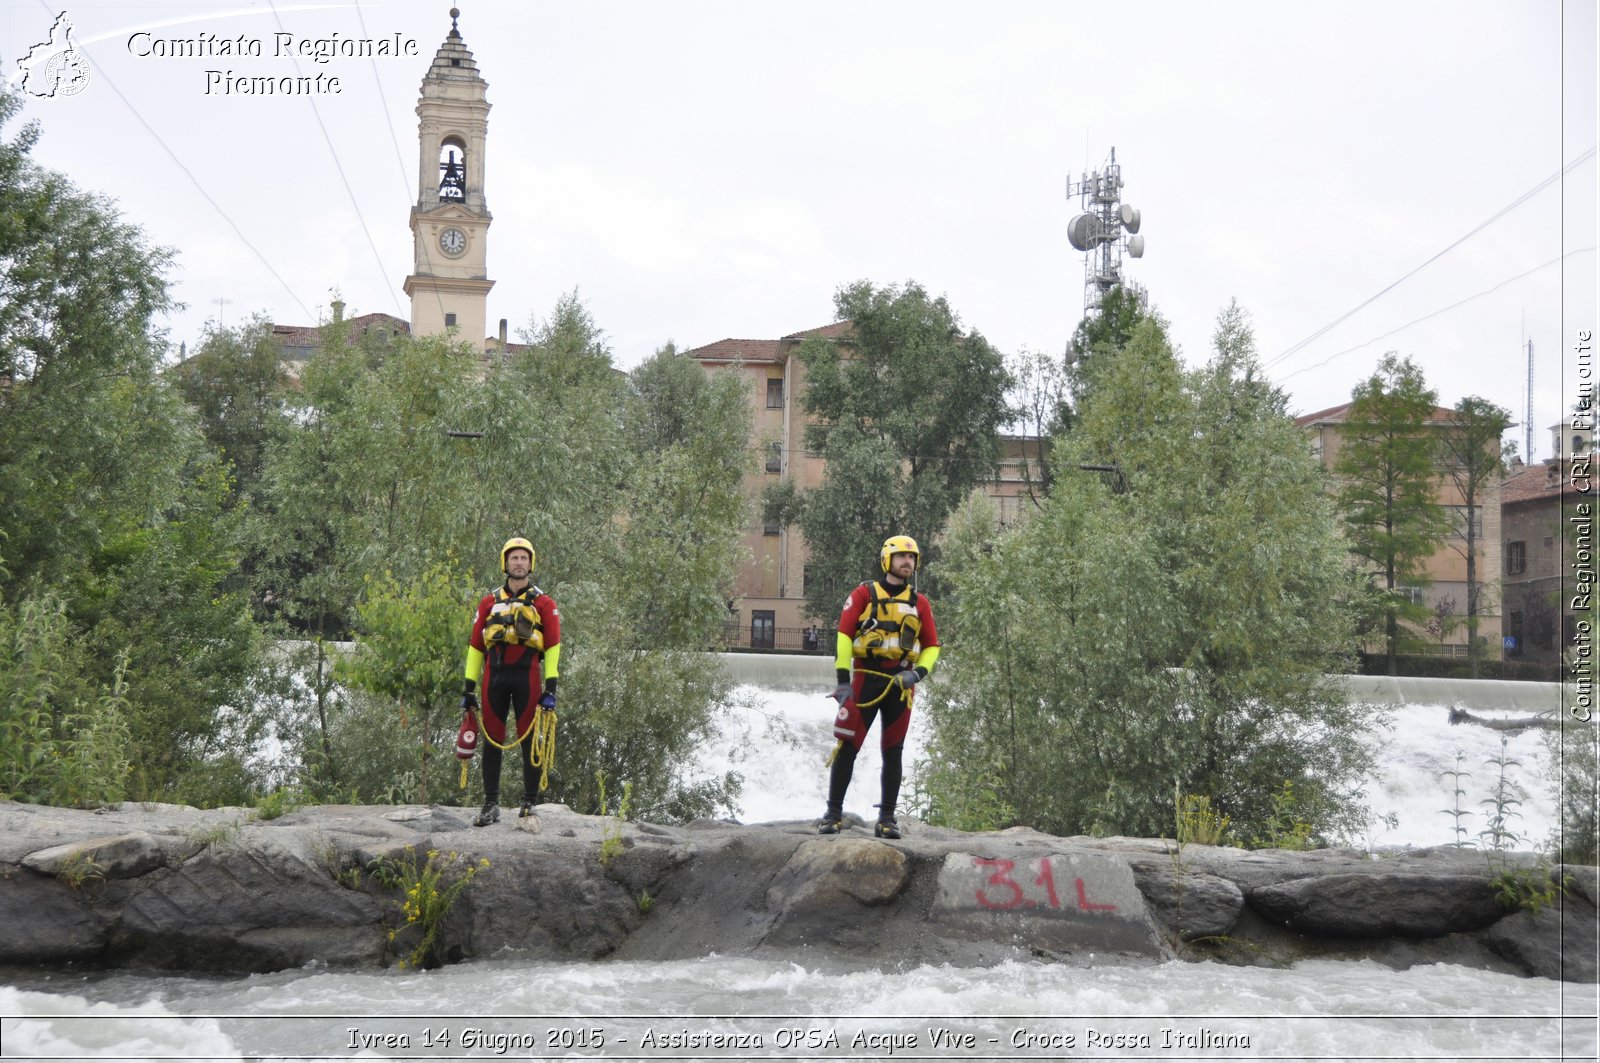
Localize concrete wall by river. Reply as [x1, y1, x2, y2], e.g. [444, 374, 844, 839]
[718, 652, 1566, 714]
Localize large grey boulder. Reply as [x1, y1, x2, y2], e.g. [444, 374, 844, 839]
[1249, 873, 1504, 938]
[931, 850, 1166, 960]
[1128, 862, 1246, 940]
[111, 844, 386, 971]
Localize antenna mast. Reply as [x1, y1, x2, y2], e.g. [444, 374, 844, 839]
[1066, 147, 1147, 320]
[1525, 337, 1534, 462]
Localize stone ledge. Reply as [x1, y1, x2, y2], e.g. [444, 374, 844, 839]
[0, 801, 1591, 981]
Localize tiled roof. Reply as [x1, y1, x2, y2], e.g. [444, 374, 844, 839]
[1294, 402, 1462, 428]
[1501, 460, 1590, 506]
[782, 321, 854, 341]
[686, 321, 855, 365]
[685, 338, 785, 364]
[272, 313, 412, 351]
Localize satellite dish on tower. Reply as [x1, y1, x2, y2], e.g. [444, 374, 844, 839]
[1127, 234, 1146, 258]
[1119, 203, 1141, 233]
[1067, 213, 1095, 252]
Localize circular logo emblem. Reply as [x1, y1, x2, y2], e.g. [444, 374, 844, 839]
[43, 50, 90, 97]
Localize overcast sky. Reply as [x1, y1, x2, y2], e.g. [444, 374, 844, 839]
[5, 0, 1595, 460]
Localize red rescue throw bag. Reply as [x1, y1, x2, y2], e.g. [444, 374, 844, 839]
[455, 709, 479, 759]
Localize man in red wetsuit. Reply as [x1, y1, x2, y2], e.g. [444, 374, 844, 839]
[820, 534, 941, 839]
[462, 536, 561, 826]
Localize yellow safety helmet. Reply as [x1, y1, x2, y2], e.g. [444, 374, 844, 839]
[879, 534, 920, 573]
[500, 536, 536, 573]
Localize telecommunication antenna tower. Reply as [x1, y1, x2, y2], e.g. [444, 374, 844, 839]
[1066, 147, 1147, 320]
[1524, 337, 1534, 462]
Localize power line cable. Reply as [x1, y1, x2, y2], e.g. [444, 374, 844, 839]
[352, 0, 416, 206]
[1267, 145, 1598, 371]
[268, 0, 404, 319]
[352, 0, 448, 330]
[45, 18, 316, 325]
[1275, 245, 1597, 383]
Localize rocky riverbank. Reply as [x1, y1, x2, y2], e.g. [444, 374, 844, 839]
[0, 800, 1592, 982]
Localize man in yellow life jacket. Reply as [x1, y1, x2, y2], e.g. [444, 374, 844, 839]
[462, 536, 561, 826]
[820, 534, 941, 839]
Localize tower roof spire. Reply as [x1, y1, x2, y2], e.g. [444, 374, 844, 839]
[424, 6, 481, 82]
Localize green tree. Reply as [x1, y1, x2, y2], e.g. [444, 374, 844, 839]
[918, 305, 1374, 841]
[1438, 396, 1514, 677]
[1333, 353, 1450, 675]
[340, 559, 476, 804]
[1006, 345, 1071, 508]
[1066, 286, 1157, 408]
[548, 342, 751, 820]
[0, 88, 172, 400]
[170, 315, 290, 507]
[766, 280, 1012, 618]
[254, 295, 750, 821]
[0, 85, 263, 803]
[0, 592, 132, 807]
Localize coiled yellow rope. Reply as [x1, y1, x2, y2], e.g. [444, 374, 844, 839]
[474, 705, 559, 791]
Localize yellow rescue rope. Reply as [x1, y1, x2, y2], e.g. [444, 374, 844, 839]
[473, 705, 559, 792]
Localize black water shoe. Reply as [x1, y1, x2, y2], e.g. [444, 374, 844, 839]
[874, 819, 901, 839]
[473, 801, 500, 827]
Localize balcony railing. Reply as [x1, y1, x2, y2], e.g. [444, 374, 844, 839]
[720, 622, 831, 654]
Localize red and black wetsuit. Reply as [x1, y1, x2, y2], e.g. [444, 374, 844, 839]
[826, 577, 940, 823]
[468, 584, 561, 804]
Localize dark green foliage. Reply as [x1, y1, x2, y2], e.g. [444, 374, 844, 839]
[1333, 354, 1451, 675]
[0, 84, 262, 802]
[918, 303, 1376, 842]
[1546, 718, 1600, 864]
[169, 316, 290, 506]
[1438, 396, 1514, 677]
[255, 297, 751, 819]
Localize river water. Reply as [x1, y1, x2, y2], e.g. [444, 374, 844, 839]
[2, 685, 1595, 1061]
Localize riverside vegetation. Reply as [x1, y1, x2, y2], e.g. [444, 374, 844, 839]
[0, 79, 1592, 868]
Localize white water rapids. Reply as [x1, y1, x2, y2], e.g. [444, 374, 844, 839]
[2, 684, 1595, 1061]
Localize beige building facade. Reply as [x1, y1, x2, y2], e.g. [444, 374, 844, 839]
[1298, 403, 1504, 661]
[689, 323, 1040, 651]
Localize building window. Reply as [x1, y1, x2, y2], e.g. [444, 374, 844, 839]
[1506, 541, 1526, 576]
[1394, 585, 1425, 606]
[751, 610, 775, 649]
[444, 312, 457, 327]
[803, 564, 814, 595]
[762, 520, 780, 537]
[765, 442, 782, 473]
[1446, 505, 1482, 538]
[766, 377, 784, 409]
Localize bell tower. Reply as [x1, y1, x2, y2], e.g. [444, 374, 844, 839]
[404, 7, 493, 345]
